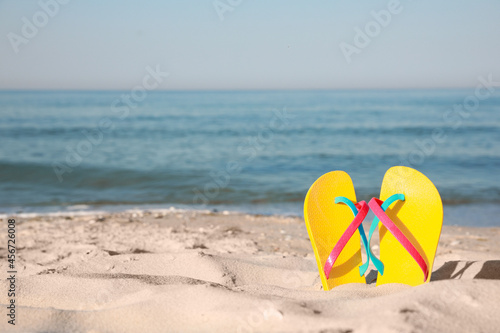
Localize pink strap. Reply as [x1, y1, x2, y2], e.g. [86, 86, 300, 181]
[324, 201, 369, 279]
[368, 198, 429, 282]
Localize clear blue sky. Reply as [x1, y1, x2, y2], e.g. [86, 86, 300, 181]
[0, 0, 499, 90]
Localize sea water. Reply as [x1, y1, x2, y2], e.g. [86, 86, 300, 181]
[1, 90, 499, 226]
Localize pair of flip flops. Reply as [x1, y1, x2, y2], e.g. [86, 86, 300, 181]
[304, 166, 443, 290]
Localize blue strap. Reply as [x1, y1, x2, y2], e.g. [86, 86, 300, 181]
[359, 193, 405, 276]
[335, 196, 371, 277]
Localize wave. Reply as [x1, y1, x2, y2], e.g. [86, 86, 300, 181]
[1, 124, 499, 140]
[0, 161, 499, 210]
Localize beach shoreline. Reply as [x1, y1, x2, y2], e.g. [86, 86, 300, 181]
[1, 201, 499, 227]
[1, 210, 500, 332]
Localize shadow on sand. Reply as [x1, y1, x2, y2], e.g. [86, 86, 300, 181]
[364, 260, 500, 284]
[431, 260, 500, 281]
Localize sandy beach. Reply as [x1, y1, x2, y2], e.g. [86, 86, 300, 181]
[1, 209, 499, 333]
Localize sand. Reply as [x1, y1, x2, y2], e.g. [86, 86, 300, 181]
[1, 209, 500, 333]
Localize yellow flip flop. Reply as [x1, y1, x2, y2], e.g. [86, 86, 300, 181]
[366, 166, 443, 286]
[304, 171, 370, 290]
